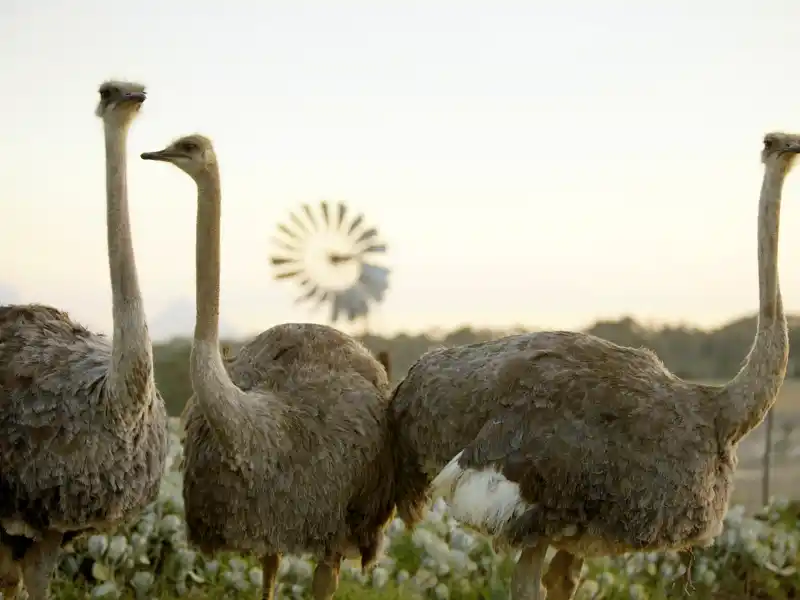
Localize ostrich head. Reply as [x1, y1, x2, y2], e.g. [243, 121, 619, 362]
[95, 80, 146, 127]
[140, 134, 217, 179]
[761, 132, 800, 172]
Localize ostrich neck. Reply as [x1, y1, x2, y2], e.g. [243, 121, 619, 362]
[720, 159, 789, 444]
[190, 168, 249, 451]
[104, 120, 153, 403]
[194, 171, 223, 345]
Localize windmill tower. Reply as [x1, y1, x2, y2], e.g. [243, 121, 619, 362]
[269, 200, 390, 334]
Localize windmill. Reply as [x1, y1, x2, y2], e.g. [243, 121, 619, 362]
[269, 200, 390, 329]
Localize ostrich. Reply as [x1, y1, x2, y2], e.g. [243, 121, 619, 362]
[140, 134, 398, 600]
[389, 132, 800, 600]
[0, 81, 168, 600]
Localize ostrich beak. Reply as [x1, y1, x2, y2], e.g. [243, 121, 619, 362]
[124, 91, 147, 103]
[140, 149, 182, 162]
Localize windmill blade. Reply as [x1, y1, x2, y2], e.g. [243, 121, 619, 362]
[320, 200, 332, 230]
[273, 269, 304, 280]
[270, 236, 302, 254]
[277, 223, 303, 242]
[312, 292, 328, 312]
[289, 210, 311, 236]
[295, 283, 322, 304]
[269, 256, 296, 267]
[355, 227, 379, 245]
[336, 201, 347, 230]
[346, 213, 365, 236]
[302, 203, 319, 231]
[355, 242, 387, 256]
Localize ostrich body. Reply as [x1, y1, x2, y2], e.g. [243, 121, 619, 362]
[0, 82, 168, 600]
[376, 351, 391, 380]
[141, 135, 397, 600]
[390, 133, 800, 600]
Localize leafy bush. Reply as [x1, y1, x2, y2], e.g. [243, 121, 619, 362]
[34, 420, 800, 599]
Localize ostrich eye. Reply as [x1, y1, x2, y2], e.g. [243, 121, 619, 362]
[179, 142, 198, 152]
[764, 138, 775, 151]
[99, 88, 112, 101]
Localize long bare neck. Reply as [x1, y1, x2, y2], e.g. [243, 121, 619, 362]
[190, 167, 249, 450]
[104, 120, 153, 403]
[719, 159, 790, 444]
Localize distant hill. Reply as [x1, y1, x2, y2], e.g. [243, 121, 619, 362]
[151, 313, 800, 415]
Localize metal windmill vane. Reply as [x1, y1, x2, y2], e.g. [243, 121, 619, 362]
[270, 200, 390, 324]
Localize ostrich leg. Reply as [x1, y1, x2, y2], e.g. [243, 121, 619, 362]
[511, 541, 548, 600]
[311, 553, 342, 600]
[261, 553, 281, 600]
[0, 544, 22, 599]
[543, 550, 583, 600]
[20, 531, 61, 600]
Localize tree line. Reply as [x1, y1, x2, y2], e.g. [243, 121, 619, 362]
[153, 314, 800, 416]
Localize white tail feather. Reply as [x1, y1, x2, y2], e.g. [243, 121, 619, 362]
[430, 450, 531, 536]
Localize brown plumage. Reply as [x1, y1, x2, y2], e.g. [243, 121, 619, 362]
[376, 351, 391, 380]
[0, 82, 168, 600]
[141, 134, 397, 600]
[389, 132, 800, 600]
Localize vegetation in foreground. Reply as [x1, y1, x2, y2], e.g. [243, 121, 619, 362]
[32, 420, 800, 600]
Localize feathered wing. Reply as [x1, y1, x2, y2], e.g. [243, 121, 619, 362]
[431, 368, 723, 551]
[0, 304, 167, 535]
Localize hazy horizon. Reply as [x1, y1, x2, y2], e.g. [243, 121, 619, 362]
[3, 1, 800, 340]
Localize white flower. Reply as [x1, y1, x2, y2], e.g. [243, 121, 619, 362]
[434, 582, 450, 600]
[158, 514, 182, 535]
[136, 514, 155, 538]
[130, 571, 154, 599]
[106, 536, 128, 563]
[289, 557, 313, 580]
[701, 569, 716, 586]
[222, 570, 249, 591]
[771, 497, 789, 512]
[248, 567, 263, 587]
[412, 568, 438, 590]
[91, 581, 119, 599]
[628, 583, 648, 600]
[177, 549, 196, 570]
[388, 518, 406, 536]
[659, 561, 675, 579]
[87, 535, 109, 560]
[205, 560, 219, 575]
[227, 557, 247, 572]
[596, 571, 615, 587]
[372, 567, 389, 589]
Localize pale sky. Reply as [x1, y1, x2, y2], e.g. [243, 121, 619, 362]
[2, 0, 800, 340]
